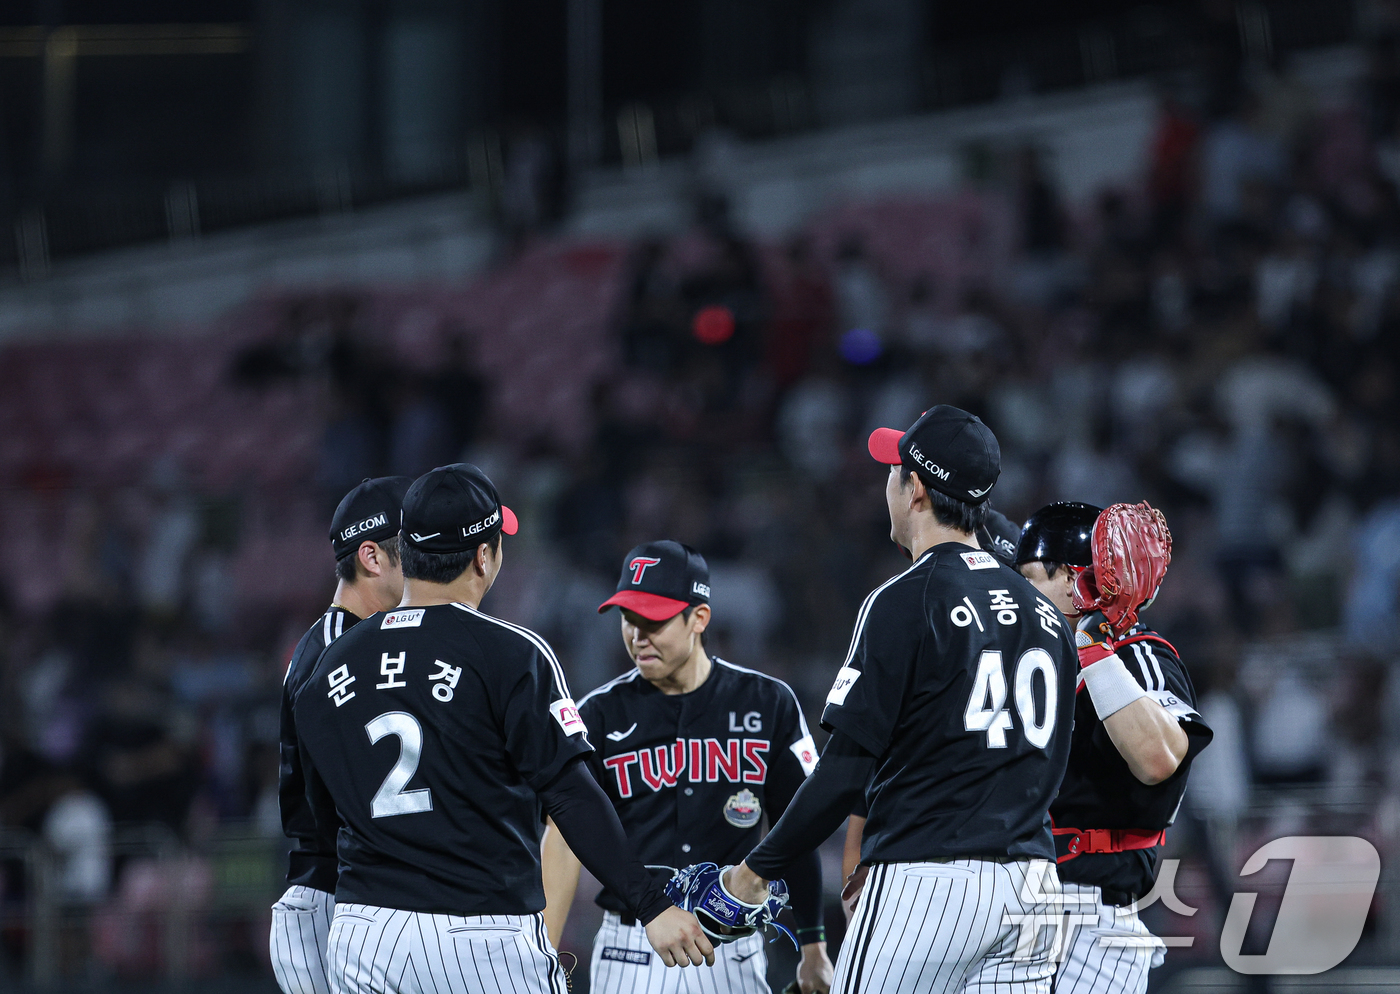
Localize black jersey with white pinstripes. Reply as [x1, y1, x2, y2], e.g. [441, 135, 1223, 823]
[1050, 620, 1213, 904]
[293, 602, 593, 915]
[821, 543, 1079, 863]
[280, 605, 359, 892]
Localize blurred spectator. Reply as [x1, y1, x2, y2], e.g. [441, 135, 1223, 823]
[1345, 496, 1400, 649]
[1249, 665, 1330, 784]
[136, 459, 200, 621]
[765, 236, 834, 390]
[1200, 93, 1285, 223]
[387, 374, 454, 477]
[778, 374, 850, 482]
[501, 127, 563, 248]
[1017, 145, 1066, 254]
[832, 236, 890, 343]
[434, 332, 489, 456]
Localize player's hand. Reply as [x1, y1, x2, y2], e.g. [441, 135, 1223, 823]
[841, 864, 869, 922]
[645, 906, 715, 968]
[721, 861, 771, 905]
[797, 942, 834, 994]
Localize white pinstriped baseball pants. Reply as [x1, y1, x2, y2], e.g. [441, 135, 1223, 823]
[833, 860, 1061, 994]
[271, 885, 335, 994]
[327, 903, 567, 994]
[590, 911, 770, 994]
[1051, 883, 1165, 994]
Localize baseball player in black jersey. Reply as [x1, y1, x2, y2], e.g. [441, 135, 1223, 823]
[272, 475, 413, 994]
[292, 464, 713, 994]
[539, 540, 834, 994]
[837, 502, 1022, 918]
[1013, 502, 1212, 994]
[716, 406, 1078, 994]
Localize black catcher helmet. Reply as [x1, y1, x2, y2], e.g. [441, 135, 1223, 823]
[1014, 501, 1102, 568]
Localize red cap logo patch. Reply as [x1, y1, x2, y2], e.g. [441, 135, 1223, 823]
[629, 556, 662, 584]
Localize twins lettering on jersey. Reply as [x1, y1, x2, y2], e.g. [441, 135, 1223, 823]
[604, 738, 770, 798]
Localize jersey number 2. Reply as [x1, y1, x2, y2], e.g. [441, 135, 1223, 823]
[366, 712, 434, 818]
[963, 649, 1058, 750]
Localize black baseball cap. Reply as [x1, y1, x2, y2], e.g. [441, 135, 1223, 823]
[330, 476, 414, 560]
[1014, 501, 1101, 567]
[597, 541, 711, 622]
[868, 405, 1001, 505]
[979, 507, 1021, 566]
[401, 463, 518, 554]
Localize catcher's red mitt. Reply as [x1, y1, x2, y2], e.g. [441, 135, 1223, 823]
[1071, 501, 1172, 639]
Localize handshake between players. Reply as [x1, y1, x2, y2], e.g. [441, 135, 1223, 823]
[274, 466, 714, 994]
[272, 404, 1206, 994]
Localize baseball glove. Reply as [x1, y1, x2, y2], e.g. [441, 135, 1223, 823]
[665, 862, 796, 948]
[1071, 501, 1172, 639]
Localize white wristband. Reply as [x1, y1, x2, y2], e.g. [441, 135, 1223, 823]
[1080, 653, 1147, 720]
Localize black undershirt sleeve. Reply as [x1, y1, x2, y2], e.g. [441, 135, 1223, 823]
[782, 848, 824, 934]
[539, 757, 673, 925]
[745, 731, 876, 881]
[763, 736, 824, 934]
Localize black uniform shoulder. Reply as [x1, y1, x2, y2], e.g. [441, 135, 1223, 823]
[287, 608, 357, 699]
[712, 658, 803, 708]
[1112, 625, 1209, 732]
[578, 668, 647, 709]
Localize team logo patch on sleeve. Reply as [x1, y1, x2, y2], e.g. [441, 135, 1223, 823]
[960, 550, 999, 570]
[826, 666, 860, 706]
[550, 698, 587, 735]
[723, 789, 762, 828]
[599, 947, 651, 965]
[381, 609, 425, 629]
[789, 734, 818, 775]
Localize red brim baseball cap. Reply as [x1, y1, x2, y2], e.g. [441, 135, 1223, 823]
[598, 540, 711, 620]
[867, 427, 904, 464]
[597, 589, 692, 621]
[866, 406, 1001, 504]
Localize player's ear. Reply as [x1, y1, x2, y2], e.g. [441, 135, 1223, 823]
[689, 604, 711, 634]
[358, 541, 381, 578]
[907, 471, 929, 511]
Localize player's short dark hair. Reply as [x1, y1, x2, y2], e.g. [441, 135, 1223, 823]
[900, 466, 987, 535]
[400, 532, 500, 585]
[1016, 560, 1070, 580]
[336, 535, 401, 584]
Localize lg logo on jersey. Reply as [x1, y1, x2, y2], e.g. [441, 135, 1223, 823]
[1004, 837, 1380, 975]
[728, 711, 761, 733]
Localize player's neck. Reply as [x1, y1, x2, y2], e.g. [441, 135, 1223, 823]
[400, 574, 490, 610]
[332, 580, 381, 621]
[905, 518, 979, 560]
[649, 648, 712, 696]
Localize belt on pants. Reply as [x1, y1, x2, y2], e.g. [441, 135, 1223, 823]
[1052, 825, 1165, 863]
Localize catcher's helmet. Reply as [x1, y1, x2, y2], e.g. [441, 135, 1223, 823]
[1014, 501, 1102, 567]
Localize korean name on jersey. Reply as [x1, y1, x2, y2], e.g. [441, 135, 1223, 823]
[291, 603, 591, 916]
[821, 545, 1079, 863]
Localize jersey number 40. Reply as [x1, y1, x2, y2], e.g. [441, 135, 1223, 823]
[963, 649, 1058, 750]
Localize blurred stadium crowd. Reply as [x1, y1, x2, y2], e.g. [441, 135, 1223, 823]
[6, 25, 1400, 988]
